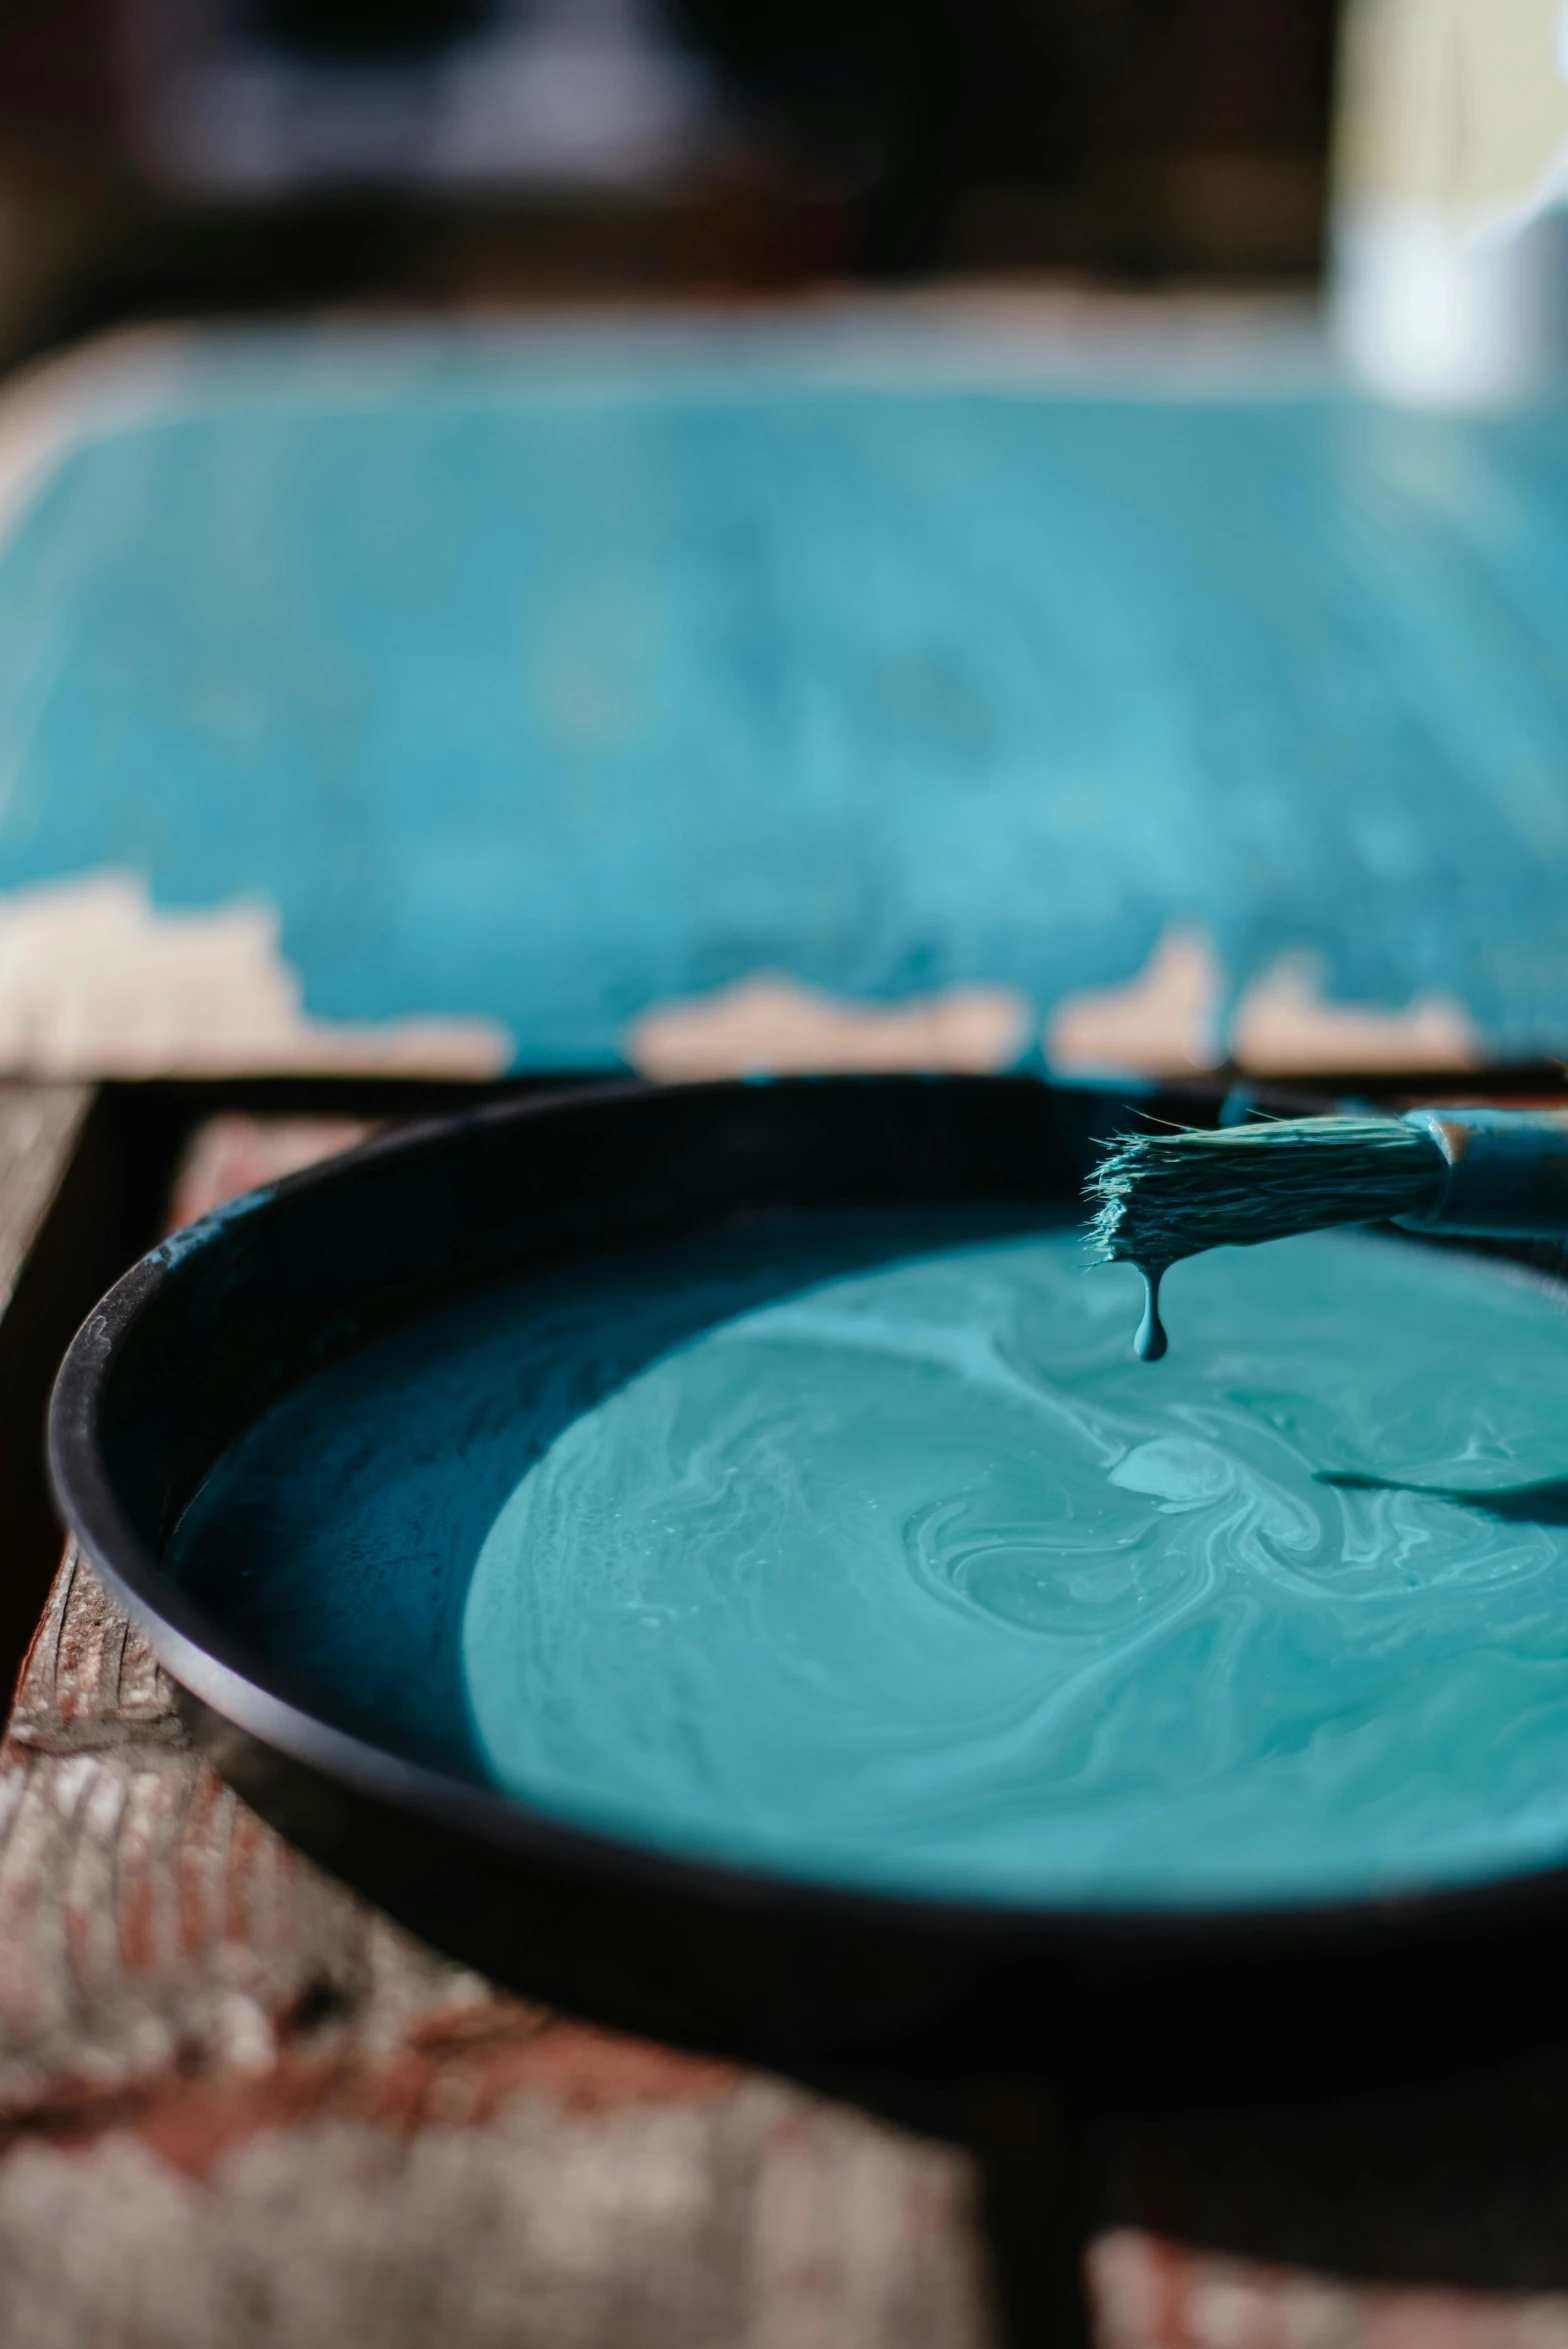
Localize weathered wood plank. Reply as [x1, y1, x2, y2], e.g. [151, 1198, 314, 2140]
[165, 1112, 382, 1234]
[0, 1086, 93, 1316]
[0, 1546, 987, 2349]
[1089, 2230, 1568, 2348]
[0, 1081, 100, 1683]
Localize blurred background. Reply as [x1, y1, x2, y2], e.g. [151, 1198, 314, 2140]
[0, 0, 1335, 364]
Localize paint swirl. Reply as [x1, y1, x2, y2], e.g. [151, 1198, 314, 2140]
[461, 1229, 1568, 1906]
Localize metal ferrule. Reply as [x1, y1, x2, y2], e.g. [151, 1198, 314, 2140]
[1395, 1106, 1568, 1239]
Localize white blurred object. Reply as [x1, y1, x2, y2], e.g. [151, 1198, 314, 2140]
[125, 0, 715, 193]
[1334, 201, 1568, 403]
[1331, 0, 1568, 403]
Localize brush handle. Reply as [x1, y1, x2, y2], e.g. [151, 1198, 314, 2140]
[1397, 1107, 1568, 1239]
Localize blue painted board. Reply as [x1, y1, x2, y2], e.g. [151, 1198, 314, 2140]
[2, 326, 1567, 1065]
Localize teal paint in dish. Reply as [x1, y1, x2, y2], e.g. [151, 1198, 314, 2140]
[171, 1210, 1568, 1909]
[3, 337, 1568, 1059]
[168, 1207, 1039, 1774]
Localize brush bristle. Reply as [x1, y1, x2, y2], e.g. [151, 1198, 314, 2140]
[1085, 1116, 1447, 1270]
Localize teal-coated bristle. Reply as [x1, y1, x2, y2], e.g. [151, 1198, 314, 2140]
[1085, 1116, 1447, 1272]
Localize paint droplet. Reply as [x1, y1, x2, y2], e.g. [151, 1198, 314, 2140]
[1134, 1266, 1168, 1362]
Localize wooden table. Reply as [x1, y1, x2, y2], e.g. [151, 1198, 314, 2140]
[5, 1086, 1568, 2346]
[3, 309, 1568, 1091]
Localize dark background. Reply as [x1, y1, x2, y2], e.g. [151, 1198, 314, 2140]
[0, 0, 1336, 369]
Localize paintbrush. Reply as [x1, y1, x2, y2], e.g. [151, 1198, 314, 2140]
[1086, 1105, 1568, 1360]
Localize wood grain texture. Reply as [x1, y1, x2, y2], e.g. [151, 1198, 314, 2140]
[0, 1549, 987, 2349]
[0, 1079, 106, 1686]
[0, 1084, 92, 1313]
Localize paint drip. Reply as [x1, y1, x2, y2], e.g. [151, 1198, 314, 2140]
[1133, 1265, 1168, 1360]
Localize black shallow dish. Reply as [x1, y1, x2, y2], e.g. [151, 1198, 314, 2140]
[46, 1076, 1568, 2104]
